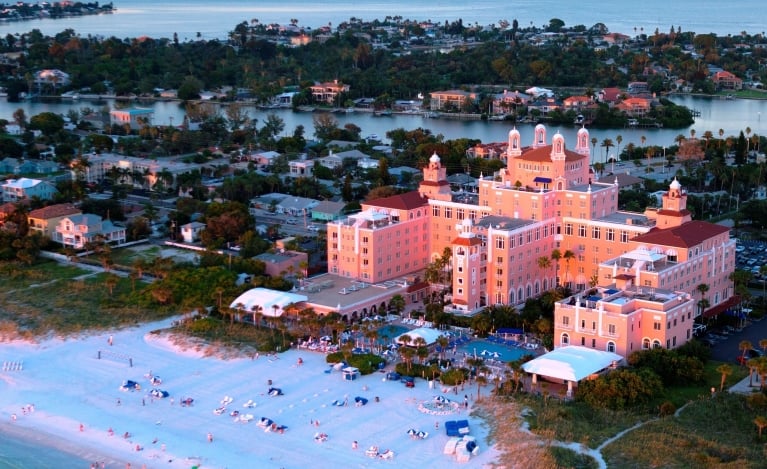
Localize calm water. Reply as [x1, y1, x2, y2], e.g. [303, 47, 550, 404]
[2, 96, 765, 156]
[457, 340, 529, 362]
[2, 0, 764, 39]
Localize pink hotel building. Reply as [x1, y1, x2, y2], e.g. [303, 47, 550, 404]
[326, 124, 736, 356]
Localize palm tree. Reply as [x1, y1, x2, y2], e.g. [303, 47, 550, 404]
[400, 346, 415, 372]
[550, 249, 562, 286]
[436, 335, 449, 361]
[590, 137, 597, 162]
[251, 304, 263, 328]
[740, 339, 754, 367]
[696, 283, 710, 315]
[563, 250, 575, 288]
[754, 416, 767, 438]
[104, 273, 119, 296]
[760, 338, 767, 354]
[600, 138, 614, 165]
[716, 363, 732, 392]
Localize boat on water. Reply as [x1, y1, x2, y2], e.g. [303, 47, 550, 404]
[374, 110, 393, 116]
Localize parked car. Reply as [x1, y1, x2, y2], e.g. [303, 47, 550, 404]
[402, 376, 415, 388]
[736, 349, 763, 365]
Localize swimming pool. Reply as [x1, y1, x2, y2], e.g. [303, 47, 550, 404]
[455, 340, 531, 362]
[376, 324, 410, 345]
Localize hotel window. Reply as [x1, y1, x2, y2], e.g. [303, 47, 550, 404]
[497, 256, 503, 264]
[562, 316, 569, 326]
[607, 342, 616, 353]
[518, 234, 523, 245]
[592, 226, 600, 239]
[564, 223, 573, 235]
[653, 321, 661, 331]
[608, 324, 616, 335]
[496, 280, 503, 287]
[527, 232, 532, 243]
[495, 237, 505, 249]
[606, 229, 615, 241]
[496, 268, 503, 275]
[578, 225, 586, 237]
[444, 207, 452, 218]
[456, 208, 465, 220]
[620, 231, 630, 243]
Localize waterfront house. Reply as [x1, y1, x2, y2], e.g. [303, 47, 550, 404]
[429, 90, 478, 112]
[712, 71, 743, 90]
[180, 221, 206, 244]
[109, 108, 154, 130]
[310, 80, 349, 105]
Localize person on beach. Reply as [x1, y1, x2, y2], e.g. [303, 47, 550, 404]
[108, 335, 113, 346]
[352, 440, 358, 450]
[11, 413, 16, 421]
[107, 427, 114, 436]
[80, 423, 84, 432]
[207, 432, 213, 443]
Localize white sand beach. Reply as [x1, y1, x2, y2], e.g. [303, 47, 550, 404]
[0, 319, 500, 468]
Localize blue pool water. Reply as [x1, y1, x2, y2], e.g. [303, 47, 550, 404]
[376, 324, 410, 343]
[456, 340, 530, 362]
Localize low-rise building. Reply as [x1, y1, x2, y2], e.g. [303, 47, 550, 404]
[1, 178, 57, 202]
[255, 250, 309, 278]
[109, 108, 154, 130]
[28, 203, 82, 240]
[180, 221, 206, 243]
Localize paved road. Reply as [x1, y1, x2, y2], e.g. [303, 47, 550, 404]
[708, 316, 767, 363]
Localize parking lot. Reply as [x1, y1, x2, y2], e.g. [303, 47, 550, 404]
[704, 314, 767, 364]
[735, 238, 767, 279]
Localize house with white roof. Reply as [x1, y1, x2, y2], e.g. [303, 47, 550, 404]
[180, 221, 206, 243]
[1, 178, 57, 202]
[277, 196, 319, 216]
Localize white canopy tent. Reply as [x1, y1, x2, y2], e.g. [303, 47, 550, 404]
[395, 327, 443, 346]
[229, 287, 307, 317]
[521, 346, 623, 383]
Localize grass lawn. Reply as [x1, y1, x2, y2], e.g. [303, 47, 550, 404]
[0, 260, 176, 337]
[516, 359, 761, 467]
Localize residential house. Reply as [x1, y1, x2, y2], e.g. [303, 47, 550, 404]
[598, 87, 623, 104]
[563, 95, 593, 111]
[28, 203, 82, 240]
[491, 90, 531, 115]
[712, 71, 743, 90]
[615, 97, 652, 117]
[277, 196, 319, 216]
[310, 80, 350, 105]
[429, 90, 478, 111]
[249, 150, 281, 167]
[357, 158, 379, 170]
[289, 159, 313, 177]
[55, 213, 127, 249]
[1, 178, 57, 202]
[35, 69, 70, 89]
[627, 82, 649, 95]
[109, 108, 154, 130]
[180, 221, 206, 243]
[255, 250, 309, 278]
[311, 200, 346, 221]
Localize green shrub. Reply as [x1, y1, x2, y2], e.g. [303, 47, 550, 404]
[325, 352, 385, 375]
[577, 368, 663, 410]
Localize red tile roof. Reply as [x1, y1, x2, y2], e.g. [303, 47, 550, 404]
[28, 203, 81, 220]
[452, 236, 483, 246]
[632, 221, 729, 248]
[365, 191, 429, 211]
[517, 145, 587, 163]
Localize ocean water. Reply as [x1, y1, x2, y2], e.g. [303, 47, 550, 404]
[0, 433, 91, 469]
[2, 0, 764, 40]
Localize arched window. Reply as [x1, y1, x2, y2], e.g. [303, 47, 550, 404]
[642, 338, 650, 350]
[561, 333, 570, 345]
[543, 278, 548, 291]
[526, 285, 532, 297]
[509, 290, 515, 304]
[534, 281, 540, 294]
[607, 341, 616, 353]
[652, 340, 662, 349]
[518, 287, 524, 302]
